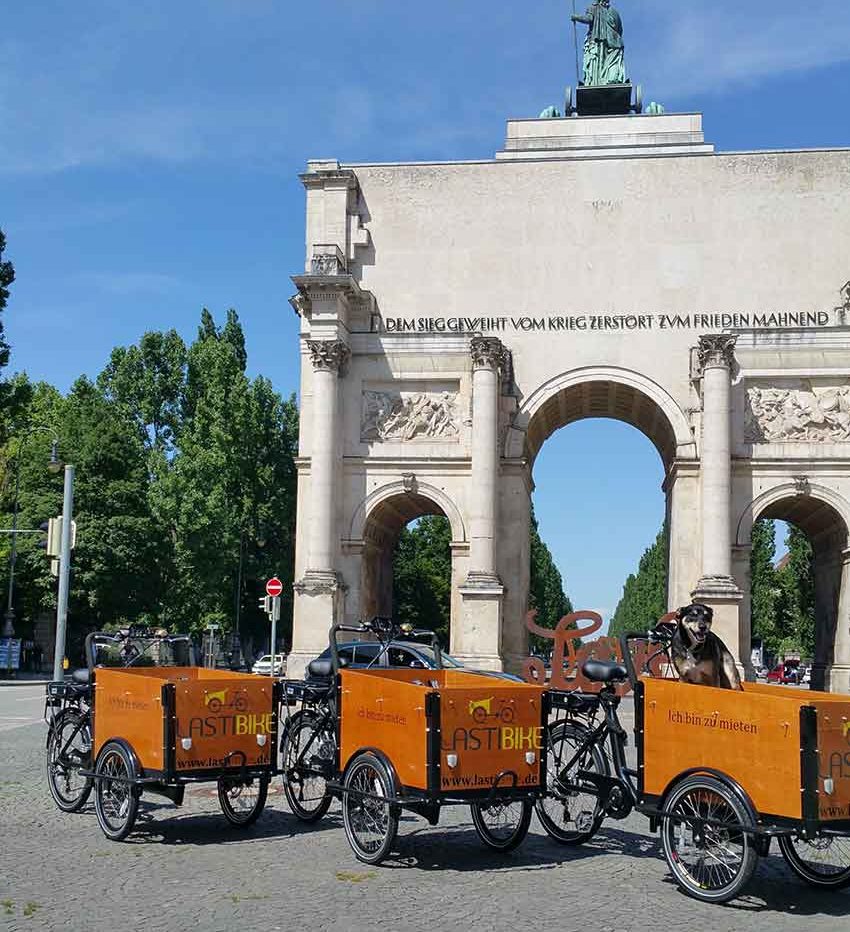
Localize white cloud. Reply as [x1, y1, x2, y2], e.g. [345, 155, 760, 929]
[631, 1, 850, 99]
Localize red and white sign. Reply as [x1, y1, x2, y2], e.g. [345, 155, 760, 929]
[265, 577, 283, 598]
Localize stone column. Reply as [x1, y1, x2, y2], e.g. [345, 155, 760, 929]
[466, 337, 505, 583]
[827, 549, 850, 694]
[458, 337, 506, 670]
[289, 339, 349, 678]
[304, 339, 349, 579]
[692, 335, 743, 661]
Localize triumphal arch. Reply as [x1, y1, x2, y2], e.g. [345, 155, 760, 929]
[287, 25, 850, 690]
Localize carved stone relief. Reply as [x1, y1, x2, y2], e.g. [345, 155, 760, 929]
[362, 390, 460, 442]
[746, 382, 850, 442]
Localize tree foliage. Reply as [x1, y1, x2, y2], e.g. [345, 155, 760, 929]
[528, 508, 573, 653]
[1, 309, 299, 661]
[608, 527, 668, 638]
[393, 516, 453, 645]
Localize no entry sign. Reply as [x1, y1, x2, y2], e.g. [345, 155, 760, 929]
[265, 577, 283, 598]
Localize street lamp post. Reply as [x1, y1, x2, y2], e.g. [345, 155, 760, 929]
[4, 426, 61, 639]
[52, 463, 75, 683]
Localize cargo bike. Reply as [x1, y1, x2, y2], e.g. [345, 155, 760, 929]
[45, 627, 279, 840]
[281, 617, 548, 863]
[536, 627, 850, 903]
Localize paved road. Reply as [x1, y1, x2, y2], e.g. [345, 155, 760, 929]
[1, 690, 848, 931]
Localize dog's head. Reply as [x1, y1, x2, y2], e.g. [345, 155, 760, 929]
[676, 603, 714, 648]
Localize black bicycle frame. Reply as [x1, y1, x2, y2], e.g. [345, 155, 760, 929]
[550, 687, 638, 812]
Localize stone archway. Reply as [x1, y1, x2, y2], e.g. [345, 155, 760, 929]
[736, 483, 850, 692]
[497, 367, 699, 670]
[350, 480, 466, 638]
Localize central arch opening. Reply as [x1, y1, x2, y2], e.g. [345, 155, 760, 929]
[520, 373, 686, 642]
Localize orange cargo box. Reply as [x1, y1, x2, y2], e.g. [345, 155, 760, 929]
[339, 668, 546, 795]
[640, 678, 850, 823]
[93, 667, 277, 777]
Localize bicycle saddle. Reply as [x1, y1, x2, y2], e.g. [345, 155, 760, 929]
[582, 660, 628, 684]
[71, 668, 90, 685]
[306, 656, 349, 680]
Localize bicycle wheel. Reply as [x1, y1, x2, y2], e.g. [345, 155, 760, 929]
[470, 799, 532, 852]
[660, 774, 758, 904]
[342, 752, 398, 865]
[779, 832, 850, 890]
[281, 710, 334, 822]
[535, 719, 608, 845]
[218, 776, 268, 827]
[46, 710, 93, 813]
[94, 741, 140, 842]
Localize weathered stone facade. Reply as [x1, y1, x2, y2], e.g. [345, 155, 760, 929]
[288, 114, 850, 693]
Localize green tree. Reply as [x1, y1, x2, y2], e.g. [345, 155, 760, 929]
[528, 508, 573, 654]
[750, 519, 779, 651]
[609, 527, 668, 638]
[775, 525, 816, 657]
[0, 230, 24, 442]
[0, 229, 13, 378]
[393, 516, 453, 645]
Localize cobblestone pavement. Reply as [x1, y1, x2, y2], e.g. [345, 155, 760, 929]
[1, 686, 848, 932]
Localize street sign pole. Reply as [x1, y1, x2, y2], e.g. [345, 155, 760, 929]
[269, 597, 280, 678]
[52, 465, 75, 683]
[264, 578, 283, 678]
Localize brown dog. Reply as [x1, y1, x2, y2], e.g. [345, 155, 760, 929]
[669, 603, 742, 691]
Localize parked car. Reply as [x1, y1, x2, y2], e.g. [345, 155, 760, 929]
[252, 653, 286, 676]
[766, 664, 799, 685]
[311, 640, 463, 672]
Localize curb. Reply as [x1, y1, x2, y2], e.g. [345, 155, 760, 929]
[0, 679, 51, 687]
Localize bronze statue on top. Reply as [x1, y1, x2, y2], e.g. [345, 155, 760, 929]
[571, 0, 626, 87]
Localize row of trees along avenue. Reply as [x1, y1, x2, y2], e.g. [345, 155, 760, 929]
[608, 522, 816, 661]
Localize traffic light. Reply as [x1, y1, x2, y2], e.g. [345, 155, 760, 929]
[37, 519, 61, 558]
[36, 517, 77, 559]
[258, 595, 272, 615]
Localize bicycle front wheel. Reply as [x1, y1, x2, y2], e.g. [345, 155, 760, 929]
[535, 719, 608, 845]
[779, 832, 850, 889]
[471, 799, 532, 852]
[218, 776, 268, 827]
[660, 774, 758, 903]
[46, 710, 93, 813]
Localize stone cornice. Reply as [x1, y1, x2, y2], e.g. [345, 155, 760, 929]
[307, 339, 351, 374]
[470, 336, 507, 372]
[299, 167, 358, 191]
[697, 334, 737, 371]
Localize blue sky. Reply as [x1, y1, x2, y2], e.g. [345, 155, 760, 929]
[3, 1, 849, 625]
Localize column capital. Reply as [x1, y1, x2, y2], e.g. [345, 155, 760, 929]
[307, 339, 350, 374]
[697, 334, 737, 372]
[470, 336, 507, 373]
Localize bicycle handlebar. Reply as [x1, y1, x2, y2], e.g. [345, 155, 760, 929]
[618, 626, 675, 688]
[85, 630, 195, 672]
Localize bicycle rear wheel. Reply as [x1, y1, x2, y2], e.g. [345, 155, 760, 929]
[535, 719, 608, 845]
[46, 710, 93, 813]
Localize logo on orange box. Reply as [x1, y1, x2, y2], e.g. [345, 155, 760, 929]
[468, 698, 493, 717]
